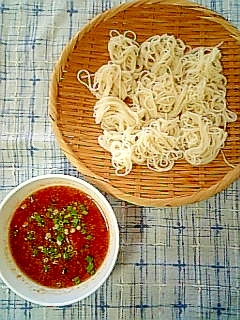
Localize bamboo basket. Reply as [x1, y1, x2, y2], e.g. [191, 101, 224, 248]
[49, 0, 240, 207]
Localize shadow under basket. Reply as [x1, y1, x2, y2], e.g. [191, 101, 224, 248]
[49, 0, 240, 207]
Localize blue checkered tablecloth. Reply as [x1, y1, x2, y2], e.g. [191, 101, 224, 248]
[0, 0, 239, 319]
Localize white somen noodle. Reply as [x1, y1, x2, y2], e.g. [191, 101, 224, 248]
[77, 30, 237, 176]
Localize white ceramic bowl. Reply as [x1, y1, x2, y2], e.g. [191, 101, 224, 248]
[0, 174, 119, 306]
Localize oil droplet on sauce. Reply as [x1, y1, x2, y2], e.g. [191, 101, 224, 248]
[9, 186, 109, 288]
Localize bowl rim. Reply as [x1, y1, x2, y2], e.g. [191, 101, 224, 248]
[0, 174, 119, 306]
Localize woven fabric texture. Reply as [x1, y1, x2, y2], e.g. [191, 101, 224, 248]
[0, 0, 239, 319]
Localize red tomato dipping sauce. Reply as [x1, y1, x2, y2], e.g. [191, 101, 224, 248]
[9, 186, 109, 288]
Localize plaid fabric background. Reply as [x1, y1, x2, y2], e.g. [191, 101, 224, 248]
[0, 0, 239, 319]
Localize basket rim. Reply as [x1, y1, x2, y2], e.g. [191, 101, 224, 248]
[49, 0, 240, 207]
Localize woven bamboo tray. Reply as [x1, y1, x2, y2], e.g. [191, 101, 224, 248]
[49, 0, 240, 207]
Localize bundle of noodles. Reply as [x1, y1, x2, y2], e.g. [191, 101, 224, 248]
[77, 30, 237, 176]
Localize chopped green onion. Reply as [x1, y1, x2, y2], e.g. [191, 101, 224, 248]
[31, 213, 44, 226]
[67, 206, 78, 216]
[25, 231, 35, 240]
[85, 234, 93, 241]
[85, 255, 95, 275]
[32, 248, 39, 257]
[44, 265, 50, 272]
[57, 234, 64, 243]
[72, 217, 79, 227]
[63, 252, 70, 260]
[79, 204, 88, 215]
[72, 276, 81, 285]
